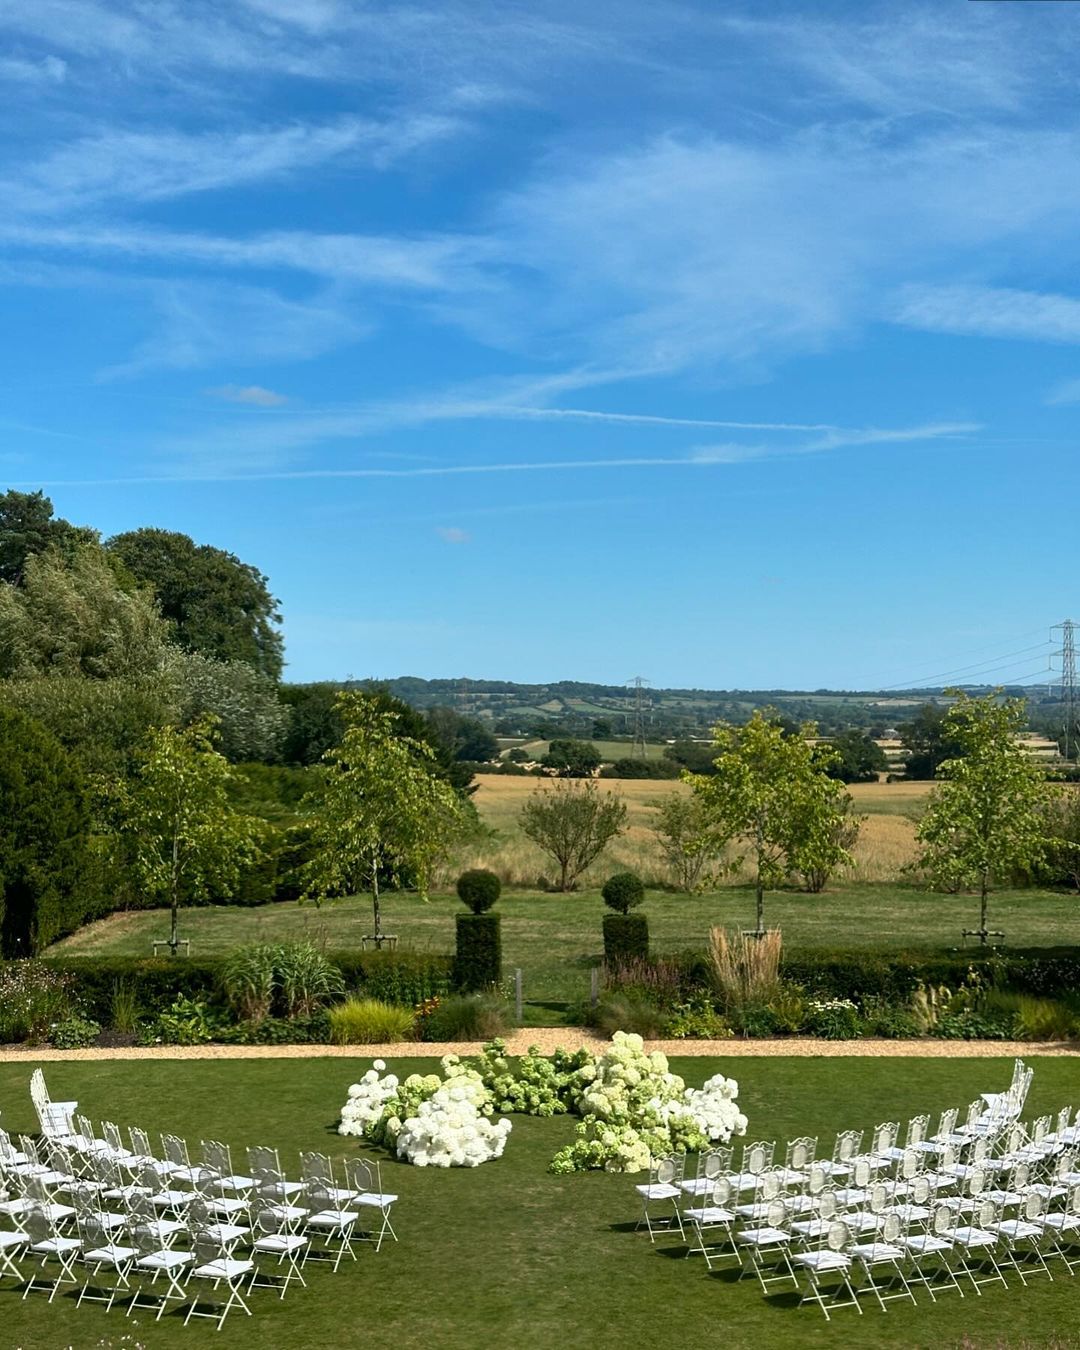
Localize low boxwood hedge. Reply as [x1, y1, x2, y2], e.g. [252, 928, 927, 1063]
[36, 950, 454, 1022]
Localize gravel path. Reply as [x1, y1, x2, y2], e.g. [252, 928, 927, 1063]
[2, 1035, 1078, 1063]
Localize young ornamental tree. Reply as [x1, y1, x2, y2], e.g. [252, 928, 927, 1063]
[302, 691, 468, 945]
[914, 690, 1052, 943]
[519, 780, 627, 891]
[651, 791, 735, 893]
[113, 717, 265, 954]
[687, 709, 853, 935]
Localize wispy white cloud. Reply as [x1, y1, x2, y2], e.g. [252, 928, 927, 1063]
[4, 115, 460, 215]
[893, 284, 1080, 345]
[0, 54, 66, 84]
[1046, 377, 1080, 406]
[101, 280, 366, 379]
[436, 526, 470, 544]
[206, 384, 289, 407]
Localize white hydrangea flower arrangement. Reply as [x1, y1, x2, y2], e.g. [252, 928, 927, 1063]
[550, 1032, 747, 1174]
[337, 1054, 512, 1167]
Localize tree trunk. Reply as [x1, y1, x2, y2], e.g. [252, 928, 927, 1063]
[979, 877, 989, 944]
[755, 878, 764, 937]
[371, 864, 382, 942]
[169, 831, 180, 955]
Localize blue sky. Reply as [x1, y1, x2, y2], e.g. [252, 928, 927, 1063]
[2, 0, 1079, 689]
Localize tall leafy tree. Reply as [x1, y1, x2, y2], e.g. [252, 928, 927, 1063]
[0, 544, 170, 681]
[302, 691, 467, 944]
[519, 781, 627, 891]
[688, 708, 853, 934]
[915, 690, 1052, 943]
[0, 489, 96, 586]
[0, 706, 92, 955]
[541, 738, 602, 778]
[112, 718, 265, 953]
[901, 703, 967, 780]
[108, 528, 283, 679]
[825, 729, 888, 784]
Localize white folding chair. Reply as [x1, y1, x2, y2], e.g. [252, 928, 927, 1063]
[161, 1133, 210, 1185]
[900, 1201, 965, 1303]
[201, 1140, 253, 1198]
[188, 1195, 249, 1253]
[633, 1155, 685, 1240]
[20, 1205, 81, 1303]
[303, 1181, 360, 1272]
[75, 1213, 136, 1313]
[681, 1146, 732, 1197]
[250, 1204, 309, 1298]
[184, 1229, 254, 1330]
[344, 1156, 398, 1252]
[127, 1221, 194, 1322]
[0, 1217, 28, 1280]
[734, 1196, 797, 1294]
[944, 1197, 1009, 1293]
[28, 1069, 77, 1144]
[791, 1219, 860, 1321]
[247, 1145, 304, 1200]
[730, 1139, 775, 1192]
[1035, 1181, 1080, 1272]
[820, 1130, 863, 1179]
[779, 1137, 817, 1185]
[849, 1210, 917, 1311]
[683, 1175, 736, 1269]
[989, 1190, 1054, 1286]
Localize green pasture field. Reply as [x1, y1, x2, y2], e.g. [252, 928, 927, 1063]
[2, 1055, 1078, 1349]
[49, 883, 1079, 1014]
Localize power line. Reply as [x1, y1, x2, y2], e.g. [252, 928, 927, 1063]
[892, 643, 1054, 691]
[875, 629, 1052, 690]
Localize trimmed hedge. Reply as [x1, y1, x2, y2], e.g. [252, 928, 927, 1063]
[38, 950, 454, 1022]
[665, 945, 1080, 1003]
[454, 914, 502, 992]
[603, 913, 649, 965]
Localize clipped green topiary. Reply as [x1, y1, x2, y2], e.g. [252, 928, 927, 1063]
[456, 868, 502, 914]
[454, 913, 502, 992]
[601, 871, 645, 914]
[602, 913, 649, 965]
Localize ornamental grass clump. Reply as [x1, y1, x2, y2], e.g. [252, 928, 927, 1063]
[708, 926, 782, 1012]
[328, 998, 415, 1045]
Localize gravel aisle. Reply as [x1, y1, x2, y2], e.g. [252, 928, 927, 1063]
[2, 1035, 1078, 1062]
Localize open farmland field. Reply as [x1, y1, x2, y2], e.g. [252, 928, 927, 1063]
[5, 1056, 1080, 1350]
[463, 774, 928, 887]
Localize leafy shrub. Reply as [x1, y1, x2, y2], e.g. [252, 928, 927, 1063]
[456, 869, 501, 914]
[601, 957, 689, 1009]
[108, 979, 141, 1035]
[730, 1005, 782, 1038]
[602, 872, 645, 913]
[931, 1009, 1018, 1040]
[221, 945, 277, 1022]
[138, 995, 221, 1046]
[588, 992, 669, 1038]
[0, 961, 75, 1042]
[422, 993, 510, 1042]
[49, 1015, 101, 1049]
[454, 913, 502, 992]
[982, 991, 1078, 1041]
[766, 983, 807, 1035]
[602, 913, 649, 965]
[667, 992, 732, 1039]
[802, 997, 862, 1040]
[221, 1010, 331, 1045]
[332, 952, 454, 1006]
[859, 996, 921, 1039]
[328, 998, 415, 1045]
[276, 942, 344, 1017]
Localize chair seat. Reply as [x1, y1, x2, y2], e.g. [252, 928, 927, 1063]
[886, 1204, 930, 1224]
[1039, 1213, 1080, 1232]
[32, 1237, 81, 1255]
[83, 1244, 137, 1265]
[192, 1257, 254, 1280]
[985, 1190, 1022, 1207]
[144, 1218, 186, 1241]
[735, 1202, 773, 1220]
[37, 1203, 75, 1224]
[203, 1223, 248, 1244]
[729, 1171, 767, 1191]
[735, 1226, 788, 1245]
[1028, 1183, 1068, 1201]
[0, 1231, 28, 1249]
[138, 1249, 193, 1272]
[150, 1189, 193, 1209]
[791, 1250, 849, 1271]
[254, 1234, 307, 1254]
[307, 1209, 359, 1228]
[262, 1203, 308, 1224]
[990, 1220, 1041, 1241]
[353, 1190, 397, 1208]
[214, 1174, 254, 1193]
[634, 1183, 680, 1200]
[832, 1188, 868, 1207]
[685, 1206, 734, 1224]
[903, 1234, 951, 1254]
[948, 1226, 996, 1247]
[791, 1217, 833, 1239]
[851, 1242, 904, 1262]
[680, 1178, 713, 1196]
[204, 1197, 248, 1218]
[842, 1212, 882, 1235]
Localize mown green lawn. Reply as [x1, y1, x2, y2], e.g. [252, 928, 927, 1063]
[2, 1055, 1080, 1349]
[50, 884, 1080, 1012]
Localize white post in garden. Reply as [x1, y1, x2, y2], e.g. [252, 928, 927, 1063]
[590, 967, 600, 1008]
[514, 967, 523, 1022]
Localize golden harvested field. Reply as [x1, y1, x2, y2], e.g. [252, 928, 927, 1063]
[459, 774, 930, 889]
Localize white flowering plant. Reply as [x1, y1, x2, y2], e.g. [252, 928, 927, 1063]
[476, 1039, 592, 1117]
[338, 1055, 512, 1167]
[549, 1032, 747, 1174]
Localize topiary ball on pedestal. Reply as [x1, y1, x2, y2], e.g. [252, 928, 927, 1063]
[455, 870, 502, 991]
[601, 871, 645, 914]
[601, 871, 648, 965]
